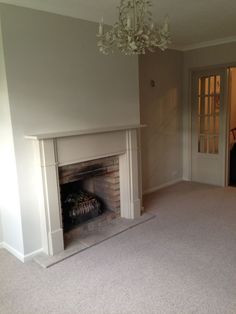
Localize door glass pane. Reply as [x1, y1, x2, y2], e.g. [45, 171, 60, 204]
[216, 76, 221, 94]
[210, 96, 215, 115]
[198, 79, 201, 95]
[214, 136, 219, 154]
[209, 116, 214, 134]
[215, 95, 220, 114]
[210, 76, 215, 95]
[208, 135, 220, 155]
[197, 75, 220, 154]
[214, 115, 220, 134]
[209, 136, 215, 154]
[198, 97, 200, 115]
[204, 96, 209, 115]
[205, 78, 209, 94]
[199, 116, 208, 134]
[198, 135, 207, 153]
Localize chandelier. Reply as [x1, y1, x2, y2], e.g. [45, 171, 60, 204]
[97, 0, 171, 55]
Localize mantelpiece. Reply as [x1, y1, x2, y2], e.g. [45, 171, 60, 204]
[26, 125, 144, 256]
[25, 124, 145, 140]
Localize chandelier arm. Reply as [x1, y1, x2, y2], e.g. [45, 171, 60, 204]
[97, 0, 171, 55]
[119, 0, 130, 30]
[133, 0, 137, 31]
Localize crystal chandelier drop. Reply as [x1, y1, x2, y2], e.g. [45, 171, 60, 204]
[97, 0, 171, 55]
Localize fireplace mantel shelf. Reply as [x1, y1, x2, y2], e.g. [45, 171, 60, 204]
[25, 124, 146, 140]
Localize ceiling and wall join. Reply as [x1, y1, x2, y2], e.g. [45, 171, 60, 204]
[1, 0, 236, 50]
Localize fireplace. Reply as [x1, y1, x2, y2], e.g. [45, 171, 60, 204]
[27, 125, 142, 256]
[59, 156, 120, 232]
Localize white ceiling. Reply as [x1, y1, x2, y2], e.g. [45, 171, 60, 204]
[2, 0, 236, 50]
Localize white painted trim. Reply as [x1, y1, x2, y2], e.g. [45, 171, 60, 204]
[0, 242, 43, 263]
[143, 178, 183, 195]
[179, 36, 236, 52]
[169, 44, 187, 51]
[23, 248, 44, 263]
[1, 242, 24, 262]
[39, 139, 64, 256]
[182, 176, 191, 182]
[25, 124, 146, 140]
[38, 128, 141, 256]
[119, 129, 141, 219]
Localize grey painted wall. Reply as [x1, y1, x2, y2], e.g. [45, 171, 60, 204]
[139, 49, 183, 193]
[183, 42, 236, 180]
[0, 4, 140, 256]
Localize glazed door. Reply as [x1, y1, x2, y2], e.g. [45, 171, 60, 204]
[191, 69, 227, 186]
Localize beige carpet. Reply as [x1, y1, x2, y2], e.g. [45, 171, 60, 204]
[1, 182, 236, 314]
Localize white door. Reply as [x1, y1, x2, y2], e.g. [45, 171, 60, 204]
[191, 69, 227, 186]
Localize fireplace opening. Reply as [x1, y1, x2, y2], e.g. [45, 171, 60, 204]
[59, 156, 120, 235]
[60, 180, 106, 232]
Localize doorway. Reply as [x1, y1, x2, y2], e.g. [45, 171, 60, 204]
[191, 68, 227, 186]
[228, 67, 236, 186]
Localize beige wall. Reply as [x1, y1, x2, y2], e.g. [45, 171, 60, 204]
[183, 42, 236, 180]
[0, 4, 140, 256]
[139, 49, 183, 193]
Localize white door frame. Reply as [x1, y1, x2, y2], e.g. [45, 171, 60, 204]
[225, 68, 231, 186]
[225, 67, 236, 186]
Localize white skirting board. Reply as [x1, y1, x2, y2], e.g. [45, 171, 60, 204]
[0, 242, 43, 263]
[143, 178, 184, 196]
[182, 177, 191, 182]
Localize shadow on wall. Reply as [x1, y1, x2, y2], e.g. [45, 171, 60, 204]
[142, 89, 181, 190]
[139, 49, 183, 194]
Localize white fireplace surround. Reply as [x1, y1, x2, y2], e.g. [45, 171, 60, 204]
[26, 125, 143, 256]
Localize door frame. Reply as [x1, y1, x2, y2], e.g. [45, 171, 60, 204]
[225, 67, 236, 186]
[188, 63, 236, 187]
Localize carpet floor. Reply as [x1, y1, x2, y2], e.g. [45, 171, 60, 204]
[1, 182, 236, 314]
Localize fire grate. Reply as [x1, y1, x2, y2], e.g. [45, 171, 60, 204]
[62, 190, 104, 231]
